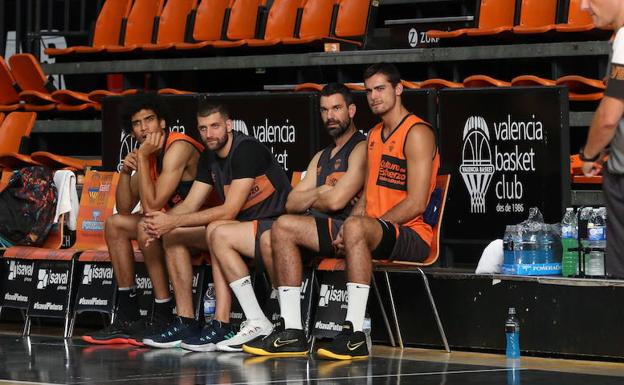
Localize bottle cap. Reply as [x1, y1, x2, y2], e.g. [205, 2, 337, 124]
[508, 307, 516, 315]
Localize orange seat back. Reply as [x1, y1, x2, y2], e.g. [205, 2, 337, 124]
[226, 0, 264, 40]
[0, 112, 37, 154]
[263, 0, 302, 40]
[92, 0, 134, 47]
[565, 0, 593, 26]
[155, 0, 198, 44]
[8, 54, 49, 94]
[517, 0, 557, 27]
[0, 57, 21, 105]
[476, 0, 516, 29]
[123, 0, 164, 45]
[298, 0, 335, 39]
[192, 0, 231, 41]
[334, 0, 369, 38]
[73, 171, 120, 250]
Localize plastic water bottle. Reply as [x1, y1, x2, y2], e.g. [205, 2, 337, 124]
[512, 226, 524, 269]
[203, 283, 216, 323]
[522, 226, 539, 266]
[561, 208, 579, 277]
[503, 225, 516, 266]
[362, 314, 372, 352]
[585, 208, 606, 276]
[505, 307, 520, 359]
[537, 224, 555, 265]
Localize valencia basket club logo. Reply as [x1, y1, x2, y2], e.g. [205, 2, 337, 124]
[459, 116, 495, 213]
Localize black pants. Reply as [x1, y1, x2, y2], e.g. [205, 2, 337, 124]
[603, 169, 624, 278]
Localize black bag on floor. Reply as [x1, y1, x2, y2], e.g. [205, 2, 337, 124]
[0, 166, 57, 246]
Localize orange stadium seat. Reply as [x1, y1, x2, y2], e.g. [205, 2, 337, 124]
[87, 88, 138, 104]
[281, 0, 335, 45]
[428, 0, 516, 39]
[282, 0, 371, 48]
[105, 0, 164, 53]
[0, 112, 38, 169]
[141, 0, 199, 51]
[420, 78, 463, 89]
[463, 75, 511, 87]
[511, 75, 556, 86]
[556, 0, 602, 33]
[556, 75, 605, 101]
[45, 0, 133, 56]
[9, 54, 97, 112]
[0, 57, 23, 112]
[401, 80, 420, 89]
[0, 112, 36, 154]
[2, 171, 119, 260]
[331, 0, 371, 45]
[243, 0, 304, 47]
[157, 88, 197, 95]
[294, 83, 324, 92]
[174, 0, 232, 50]
[512, 0, 558, 35]
[0, 111, 101, 171]
[211, 0, 266, 49]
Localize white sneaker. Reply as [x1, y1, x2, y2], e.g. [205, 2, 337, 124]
[216, 318, 273, 352]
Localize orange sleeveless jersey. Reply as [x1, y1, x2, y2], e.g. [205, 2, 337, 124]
[148, 132, 204, 182]
[365, 114, 440, 246]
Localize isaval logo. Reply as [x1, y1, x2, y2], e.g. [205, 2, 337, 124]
[8, 261, 34, 281]
[37, 269, 68, 289]
[459, 116, 495, 213]
[82, 264, 113, 285]
[318, 284, 348, 307]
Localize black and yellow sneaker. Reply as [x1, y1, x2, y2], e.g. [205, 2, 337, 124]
[243, 319, 309, 356]
[316, 321, 369, 360]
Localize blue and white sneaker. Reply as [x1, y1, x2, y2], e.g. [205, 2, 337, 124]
[143, 317, 201, 348]
[180, 319, 236, 352]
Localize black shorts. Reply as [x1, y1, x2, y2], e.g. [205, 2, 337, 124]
[252, 218, 275, 259]
[315, 216, 429, 262]
[315, 216, 344, 256]
[374, 219, 430, 263]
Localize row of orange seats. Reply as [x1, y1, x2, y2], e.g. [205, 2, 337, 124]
[47, 0, 370, 58]
[294, 75, 606, 102]
[0, 112, 101, 172]
[0, 54, 198, 112]
[428, 0, 610, 40]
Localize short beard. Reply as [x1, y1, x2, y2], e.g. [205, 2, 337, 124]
[326, 117, 351, 138]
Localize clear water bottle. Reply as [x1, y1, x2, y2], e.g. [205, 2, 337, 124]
[503, 225, 516, 266]
[203, 283, 216, 323]
[505, 307, 520, 359]
[561, 208, 579, 277]
[522, 226, 539, 265]
[537, 224, 555, 265]
[512, 227, 524, 267]
[585, 208, 606, 276]
[362, 314, 372, 352]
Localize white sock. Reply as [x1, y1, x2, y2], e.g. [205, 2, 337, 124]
[279, 286, 302, 330]
[154, 297, 172, 304]
[229, 276, 266, 322]
[345, 282, 370, 332]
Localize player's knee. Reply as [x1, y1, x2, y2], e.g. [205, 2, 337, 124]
[105, 214, 122, 238]
[272, 215, 295, 240]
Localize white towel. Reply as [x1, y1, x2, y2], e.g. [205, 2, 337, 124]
[53, 170, 79, 230]
[475, 239, 504, 274]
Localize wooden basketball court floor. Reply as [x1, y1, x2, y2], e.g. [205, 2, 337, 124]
[0, 333, 623, 385]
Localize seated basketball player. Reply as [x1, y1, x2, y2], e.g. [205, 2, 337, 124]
[140, 102, 291, 350]
[248, 63, 439, 360]
[83, 93, 204, 346]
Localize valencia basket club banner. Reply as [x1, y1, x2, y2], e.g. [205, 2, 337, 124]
[439, 86, 570, 243]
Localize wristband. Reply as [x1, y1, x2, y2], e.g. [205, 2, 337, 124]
[579, 147, 600, 162]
